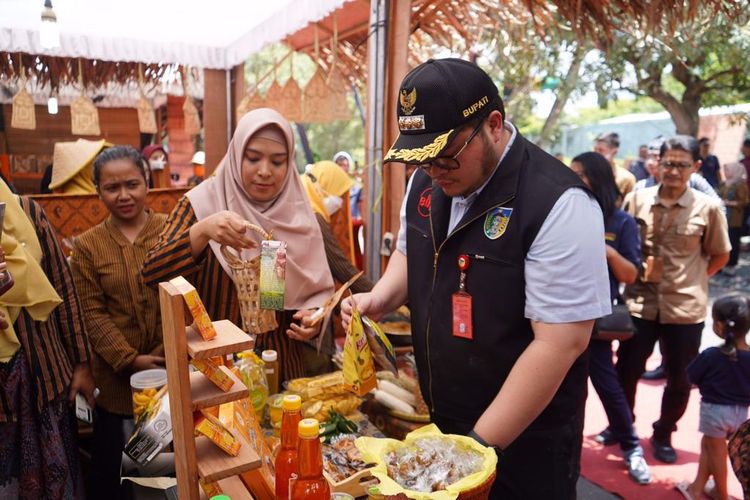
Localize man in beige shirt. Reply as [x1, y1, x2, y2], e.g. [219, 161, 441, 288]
[595, 131, 636, 197]
[617, 135, 731, 464]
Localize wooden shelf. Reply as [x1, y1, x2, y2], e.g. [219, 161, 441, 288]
[187, 320, 255, 360]
[196, 432, 261, 483]
[198, 475, 254, 500]
[190, 366, 249, 411]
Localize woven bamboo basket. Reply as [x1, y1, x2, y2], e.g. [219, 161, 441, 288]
[219, 222, 278, 336]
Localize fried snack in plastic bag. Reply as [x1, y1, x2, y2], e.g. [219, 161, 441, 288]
[286, 371, 347, 399]
[344, 306, 377, 396]
[362, 316, 398, 375]
[302, 394, 362, 421]
[355, 424, 497, 500]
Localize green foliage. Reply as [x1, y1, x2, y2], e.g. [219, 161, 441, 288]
[586, 8, 750, 132]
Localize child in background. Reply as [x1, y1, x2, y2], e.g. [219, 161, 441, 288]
[679, 294, 750, 500]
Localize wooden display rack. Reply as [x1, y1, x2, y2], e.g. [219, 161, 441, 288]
[159, 281, 261, 500]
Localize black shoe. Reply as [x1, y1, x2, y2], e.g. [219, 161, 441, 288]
[642, 364, 666, 380]
[625, 448, 652, 485]
[650, 436, 677, 463]
[594, 428, 617, 446]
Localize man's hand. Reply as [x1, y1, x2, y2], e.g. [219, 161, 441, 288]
[286, 309, 322, 341]
[130, 354, 166, 372]
[68, 363, 97, 407]
[340, 293, 383, 331]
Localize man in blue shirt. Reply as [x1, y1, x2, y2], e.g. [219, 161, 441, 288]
[629, 144, 650, 181]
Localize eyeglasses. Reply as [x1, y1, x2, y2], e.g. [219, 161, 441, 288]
[660, 160, 694, 171]
[417, 119, 485, 171]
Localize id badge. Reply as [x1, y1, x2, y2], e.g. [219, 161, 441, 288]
[452, 291, 473, 340]
[642, 255, 663, 283]
[259, 240, 287, 310]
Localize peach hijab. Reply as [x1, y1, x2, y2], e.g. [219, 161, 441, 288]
[186, 108, 334, 310]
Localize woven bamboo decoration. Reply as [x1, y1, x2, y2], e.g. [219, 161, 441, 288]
[302, 67, 331, 124]
[327, 66, 351, 121]
[137, 64, 158, 134]
[71, 95, 101, 135]
[71, 60, 100, 135]
[264, 80, 283, 113]
[236, 90, 265, 123]
[326, 18, 351, 122]
[279, 78, 303, 123]
[182, 96, 201, 135]
[181, 67, 201, 135]
[137, 95, 157, 134]
[11, 86, 35, 130]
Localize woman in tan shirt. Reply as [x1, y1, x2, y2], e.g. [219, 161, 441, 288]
[70, 146, 166, 499]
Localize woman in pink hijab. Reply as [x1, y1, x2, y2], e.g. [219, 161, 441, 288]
[143, 108, 334, 382]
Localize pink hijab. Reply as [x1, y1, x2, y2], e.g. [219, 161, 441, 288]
[186, 108, 334, 310]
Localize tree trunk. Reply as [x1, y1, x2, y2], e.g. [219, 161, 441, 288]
[537, 44, 586, 150]
[649, 92, 701, 136]
[295, 123, 314, 166]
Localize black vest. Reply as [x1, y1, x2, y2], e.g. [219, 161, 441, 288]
[405, 132, 589, 432]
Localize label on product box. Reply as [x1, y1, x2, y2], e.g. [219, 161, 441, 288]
[125, 396, 173, 466]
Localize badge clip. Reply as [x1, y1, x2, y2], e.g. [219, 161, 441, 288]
[452, 254, 473, 340]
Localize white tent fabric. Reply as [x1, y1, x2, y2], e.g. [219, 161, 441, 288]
[0, 0, 351, 69]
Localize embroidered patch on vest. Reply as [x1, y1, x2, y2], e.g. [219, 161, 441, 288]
[417, 187, 432, 218]
[484, 207, 512, 240]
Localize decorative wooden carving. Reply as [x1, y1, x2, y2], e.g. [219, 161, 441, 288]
[31, 188, 189, 253]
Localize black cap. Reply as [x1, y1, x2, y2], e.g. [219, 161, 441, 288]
[383, 58, 502, 165]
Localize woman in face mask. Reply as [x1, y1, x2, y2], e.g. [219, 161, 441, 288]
[142, 145, 170, 188]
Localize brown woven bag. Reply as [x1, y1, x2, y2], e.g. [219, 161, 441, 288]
[219, 222, 278, 336]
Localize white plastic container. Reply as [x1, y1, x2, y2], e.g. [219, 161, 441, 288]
[130, 368, 167, 420]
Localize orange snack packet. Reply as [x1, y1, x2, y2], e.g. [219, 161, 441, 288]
[194, 410, 241, 456]
[192, 358, 234, 392]
[169, 276, 217, 340]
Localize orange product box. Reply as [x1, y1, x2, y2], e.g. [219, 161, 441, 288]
[194, 410, 241, 456]
[199, 479, 223, 497]
[192, 358, 234, 392]
[169, 276, 217, 340]
[236, 398, 276, 497]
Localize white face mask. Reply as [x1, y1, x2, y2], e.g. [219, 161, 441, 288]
[323, 195, 343, 216]
[149, 159, 166, 171]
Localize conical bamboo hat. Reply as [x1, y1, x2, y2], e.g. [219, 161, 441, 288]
[49, 138, 107, 189]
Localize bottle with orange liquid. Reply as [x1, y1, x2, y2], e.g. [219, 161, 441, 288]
[291, 418, 330, 500]
[274, 394, 302, 500]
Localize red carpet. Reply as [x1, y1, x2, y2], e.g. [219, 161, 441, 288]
[582, 357, 744, 499]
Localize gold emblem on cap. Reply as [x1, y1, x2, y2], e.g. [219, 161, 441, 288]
[400, 88, 417, 116]
[384, 130, 453, 163]
[398, 115, 425, 131]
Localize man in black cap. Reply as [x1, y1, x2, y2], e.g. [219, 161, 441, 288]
[342, 58, 610, 499]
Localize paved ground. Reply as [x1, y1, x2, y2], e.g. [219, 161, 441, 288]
[581, 242, 750, 499]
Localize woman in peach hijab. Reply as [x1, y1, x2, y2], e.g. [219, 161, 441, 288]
[143, 109, 334, 382]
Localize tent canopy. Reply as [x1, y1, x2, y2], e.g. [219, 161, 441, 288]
[0, 0, 350, 69]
